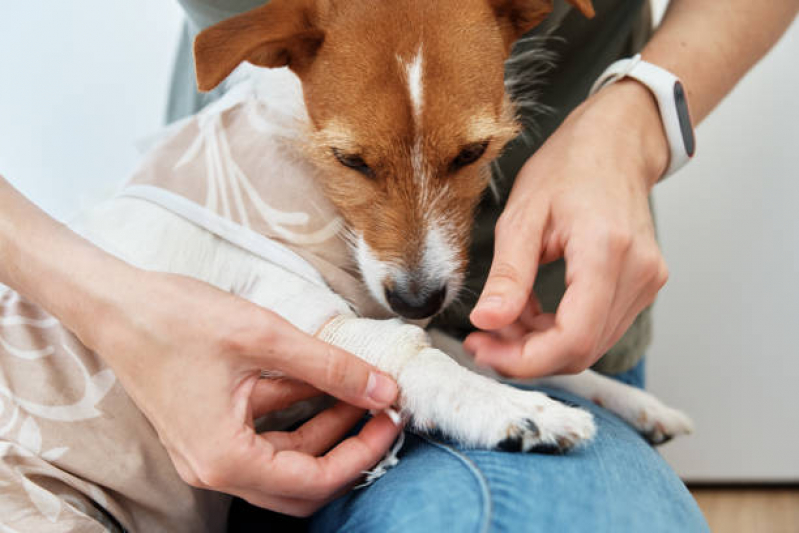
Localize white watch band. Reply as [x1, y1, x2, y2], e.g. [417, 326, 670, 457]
[589, 54, 696, 177]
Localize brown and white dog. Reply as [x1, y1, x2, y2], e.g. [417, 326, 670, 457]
[82, 0, 692, 453]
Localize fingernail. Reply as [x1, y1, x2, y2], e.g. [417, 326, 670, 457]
[366, 372, 398, 405]
[478, 295, 504, 309]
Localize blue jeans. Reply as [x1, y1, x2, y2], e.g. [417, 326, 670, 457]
[307, 360, 709, 533]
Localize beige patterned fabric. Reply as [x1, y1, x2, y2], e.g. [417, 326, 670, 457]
[0, 71, 388, 531]
[124, 75, 389, 320]
[0, 288, 230, 532]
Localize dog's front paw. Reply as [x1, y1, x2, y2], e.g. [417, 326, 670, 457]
[411, 378, 596, 453]
[491, 390, 596, 453]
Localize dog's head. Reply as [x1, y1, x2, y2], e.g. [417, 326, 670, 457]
[195, 0, 593, 320]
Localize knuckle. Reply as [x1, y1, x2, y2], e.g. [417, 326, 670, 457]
[324, 351, 352, 390]
[488, 260, 523, 286]
[562, 360, 591, 375]
[495, 209, 520, 237]
[217, 331, 248, 355]
[225, 309, 281, 355]
[655, 261, 670, 288]
[636, 247, 664, 277]
[289, 425, 311, 450]
[254, 310, 280, 347]
[306, 476, 338, 501]
[566, 333, 599, 362]
[588, 220, 632, 254]
[604, 228, 633, 253]
[217, 319, 255, 355]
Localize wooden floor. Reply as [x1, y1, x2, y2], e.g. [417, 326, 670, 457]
[689, 486, 799, 533]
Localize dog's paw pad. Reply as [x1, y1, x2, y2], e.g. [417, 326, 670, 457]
[497, 419, 540, 452]
[634, 401, 693, 445]
[495, 404, 596, 454]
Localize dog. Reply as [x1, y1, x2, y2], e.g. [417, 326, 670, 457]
[98, 0, 694, 451]
[157, 0, 688, 450]
[0, 0, 692, 529]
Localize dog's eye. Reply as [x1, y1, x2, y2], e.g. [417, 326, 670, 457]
[450, 141, 489, 172]
[332, 148, 374, 178]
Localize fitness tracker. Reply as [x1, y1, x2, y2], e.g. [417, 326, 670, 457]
[589, 54, 696, 177]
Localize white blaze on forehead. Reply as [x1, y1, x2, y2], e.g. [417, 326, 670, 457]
[405, 46, 424, 123]
[410, 138, 428, 190]
[399, 46, 429, 188]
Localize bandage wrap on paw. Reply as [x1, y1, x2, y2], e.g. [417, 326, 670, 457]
[317, 316, 430, 378]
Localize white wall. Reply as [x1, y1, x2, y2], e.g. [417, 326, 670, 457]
[648, 14, 799, 481]
[1, 3, 797, 481]
[0, 1, 183, 220]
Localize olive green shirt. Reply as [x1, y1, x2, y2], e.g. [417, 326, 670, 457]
[167, 0, 654, 375]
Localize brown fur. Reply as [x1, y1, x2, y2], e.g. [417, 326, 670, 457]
[194, 0, 593, 284]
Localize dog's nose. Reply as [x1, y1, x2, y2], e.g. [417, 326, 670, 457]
[385, 285, 447, 320]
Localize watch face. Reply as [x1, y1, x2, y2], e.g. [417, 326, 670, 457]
[674, 81, 695, 157]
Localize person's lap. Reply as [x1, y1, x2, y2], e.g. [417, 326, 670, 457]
[226, 361, 708, 532]
[304, 368, 707, 533]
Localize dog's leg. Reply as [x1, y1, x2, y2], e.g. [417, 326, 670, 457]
[319, 317, 596, 452]
[528, 371, 693, 444]
[428, 329, 692, 445]
[240, 273, 595, 451]
[239, 268, 594, 450]
[77, 200, 594, 450]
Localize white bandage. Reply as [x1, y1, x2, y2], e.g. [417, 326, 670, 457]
[317, 316, 430, 378]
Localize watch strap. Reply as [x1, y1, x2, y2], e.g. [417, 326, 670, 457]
[590, 54, 696, 177]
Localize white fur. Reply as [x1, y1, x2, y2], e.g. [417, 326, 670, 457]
[319, 316, 595, 450]
[536, 372, 694, 443]
[421, 221, 462, 309]
[404, 47, 424, 125]
[410, 137, 427, 188]
[72, 67, 692, 451]
[354, 233, 394, 311]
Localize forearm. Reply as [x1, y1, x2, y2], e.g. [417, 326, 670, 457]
[644, 0, 799, 123]
[0, 177, 134, 347]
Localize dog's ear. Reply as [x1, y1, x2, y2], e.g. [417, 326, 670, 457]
[564, 0, 595, 19]
[194, 0, 324, 92]
[489, 0, 595, 49]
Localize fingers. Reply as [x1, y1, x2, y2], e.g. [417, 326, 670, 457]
[471, 230, 621, 377]
[246, 312, 398, 411]
[251, 378, 324, 419]
[243, 412, 401, 500]
[470, 205, 548, 330]
[595, 253, 667, 357]
[470, 227, 667, 377]
[232, 410, 399, 516]
[264, 402, 368, 455]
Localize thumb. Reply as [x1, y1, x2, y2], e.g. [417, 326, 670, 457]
[471, 207, 546, 330]
[254, 313, 398, 411]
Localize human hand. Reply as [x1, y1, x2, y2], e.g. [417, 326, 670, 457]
[465, 80, 671, 378]
[86, 271, 400, 517]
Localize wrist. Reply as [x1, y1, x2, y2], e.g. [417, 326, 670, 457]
[0, 177, 144, 362]
[589, 79, 671, 190]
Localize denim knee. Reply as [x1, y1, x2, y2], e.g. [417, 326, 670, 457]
[310, 386, 708, 533]
[309, 433, 490, 533]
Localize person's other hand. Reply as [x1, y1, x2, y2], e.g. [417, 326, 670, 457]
[465, 80, 670, 378]
[88, 272, 400, 517]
